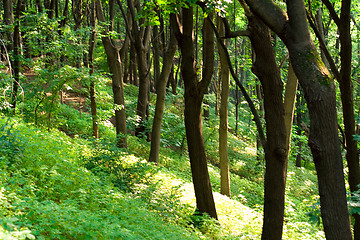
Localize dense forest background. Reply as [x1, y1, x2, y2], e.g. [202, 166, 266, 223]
[1, 0, 360, 239]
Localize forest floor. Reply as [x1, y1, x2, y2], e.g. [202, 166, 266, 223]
[0, 72, 325, 239]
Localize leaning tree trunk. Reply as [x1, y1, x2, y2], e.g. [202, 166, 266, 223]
[174, 7, 217, 219]
[149, 14, 177, 164]
[95, 0, 127, 148]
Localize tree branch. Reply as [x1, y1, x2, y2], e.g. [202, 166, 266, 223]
[306, 11, 341, 81]
[321, 0, 341, 26]
[222, 17, 250, 38]
[207, 15, 266, 148]
[242, 0, 288, 38]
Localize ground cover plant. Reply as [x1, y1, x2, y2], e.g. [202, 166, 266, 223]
[0, 78, 326, 239]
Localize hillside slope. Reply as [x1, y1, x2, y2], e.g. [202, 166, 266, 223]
[0, 113, 325, 239]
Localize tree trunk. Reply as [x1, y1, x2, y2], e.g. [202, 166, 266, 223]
[283, 62, 298, 150]
[153, 25, 161, 92]
[129, 42, 137, 86]
[35, 0, 43, 12]
[149, 14, 177, 164]
[247, 13, 288, 240]
[11, 0, 22, 114]
[3, 0, 14, 53]
[128, 0, 152, 139]
[244, 0, 352, 238]
[216, 16, 231, 197]
[89, 0, 98, 139]
[72, 0, 82, 30]
[174, 7, 217, 219]
[338, 0, 360, 237]
[95, 0, 127, 148]
[255, 83, 264, 163]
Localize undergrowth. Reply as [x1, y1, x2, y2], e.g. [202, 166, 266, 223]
[0, 77, 326, 239]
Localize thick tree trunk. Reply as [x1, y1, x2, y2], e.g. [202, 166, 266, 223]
[244, 0, 352, 238]
[149, 14, 177, 164]
[287, 18, 352, 240]
[174, 7, 217, 219]
[96, 0, 127, 148]
[247, 14, 288, 240]
[217, 16, 231, 197]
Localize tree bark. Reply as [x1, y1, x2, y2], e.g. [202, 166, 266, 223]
[153, 24, 161, 92]
[243, 0, 352, 238]
[11, 0, 22, 114]
[95, 0, 127, 148]
[283, 62, 298, 149]
[3, 0, 14, 54]
[246, 12, 288, 239]
[217, 16, 231, 197]
[89, 0, 98, 139]
[127, 0, 152, 139]
[72, 0, 82, 30]
[337, 0, 360, 238]
[174, 7, 217, 219]
[149, 14, 177, 164]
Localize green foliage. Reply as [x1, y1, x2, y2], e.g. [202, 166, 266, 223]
[23, 11, 89, 68]
[0, 62, 13, 111]
[0, 116, 200, 240]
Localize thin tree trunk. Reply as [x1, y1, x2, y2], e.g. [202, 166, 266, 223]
[338, 0, 360, 237]
[95, 0, 127, 148]
[283, 62, 298, 150]
[149, 14, 177, 164]
[153, 25, 160, 92]
[89, 0, 98, 138]
[217, 16, 231, 197]
[11, 0, 22, 114]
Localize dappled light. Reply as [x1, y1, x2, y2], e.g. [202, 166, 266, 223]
[2, 0, 359, 238]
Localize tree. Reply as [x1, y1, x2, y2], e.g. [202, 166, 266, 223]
[216, 15, 231, 197]
[174, 6, 217, 219]
[11, 0, 22, 114]
[95, 0, 127, 148]
[88, 0, 98, 139]
[243, 0, 352, 238]
[314, 1, 360, 237]
[127, 0, 152, 139]
[149, 14, 177, 164]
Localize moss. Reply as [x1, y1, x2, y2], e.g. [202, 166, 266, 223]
[305, 49, 332, 86]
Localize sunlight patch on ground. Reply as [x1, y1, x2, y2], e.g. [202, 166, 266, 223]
[214, 192, 262, 238]
[179, 183, 196, 208]
[237, 146, 257, 157]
